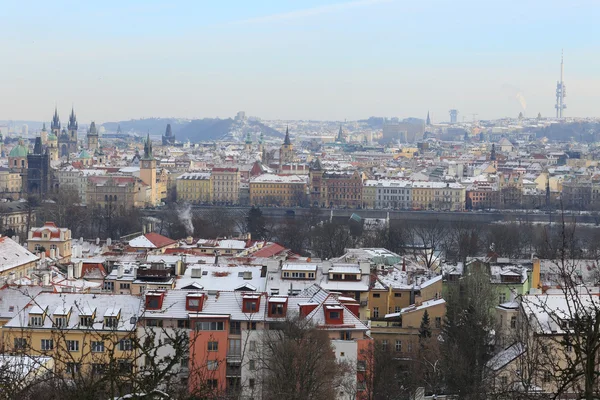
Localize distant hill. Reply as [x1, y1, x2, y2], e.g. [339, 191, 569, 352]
[102, 117, 283, 143]
[102, 118, 188, 136]
[539, 121, 600, 143]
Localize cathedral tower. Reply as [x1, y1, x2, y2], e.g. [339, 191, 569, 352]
[279, 126, 294, 167]
[140, 133, 157, 206]
[87, 121, 99, 152]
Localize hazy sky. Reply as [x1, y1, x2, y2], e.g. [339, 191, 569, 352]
[1, 0, 599, 124]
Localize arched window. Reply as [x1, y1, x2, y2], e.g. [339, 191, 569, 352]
[105, 195, 108, 201]
[20, 160, 24, 168]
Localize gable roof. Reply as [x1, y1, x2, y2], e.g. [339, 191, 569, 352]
[128, 233, 176, 249]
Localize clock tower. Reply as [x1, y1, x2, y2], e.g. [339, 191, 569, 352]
[140, 133, 157, 206]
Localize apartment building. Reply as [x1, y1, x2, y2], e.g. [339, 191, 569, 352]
[249, 174, 308, 207]
[176, 172, 212, 203]
[211, 167, 240, 205]
[2, 293, 141, 376]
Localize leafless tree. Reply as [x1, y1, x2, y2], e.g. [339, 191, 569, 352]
[520, 214, 600, 400]
[408, 220, 448, 271]
[256, 314, 348, 400]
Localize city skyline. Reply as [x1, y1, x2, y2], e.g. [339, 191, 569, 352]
[1, 0, 599, 122]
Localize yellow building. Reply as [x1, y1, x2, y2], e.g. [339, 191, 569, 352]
[411, 181, 465, 211]
[211, 167, 240, 205]
[2, 293, 142, 376]
[370, 298, 446, 356]
[0, 167, 23, 197]
[27, 221, 72, 262]
[0, 235, 39, 280]
[249, 174, 307, 207]
[362, 181, 377, 209]
[394, 147, 418, 159]
[176, 172, 212, 203]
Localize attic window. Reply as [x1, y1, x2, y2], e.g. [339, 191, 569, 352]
[104, 317, 119, 328]
[269, 302, 286, 317]
[145, 293, 164, 310]
[186, 294, 204, 312]
[54, 316, 68, 328]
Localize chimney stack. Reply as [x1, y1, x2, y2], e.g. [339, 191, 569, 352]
[67, 265, 74, 280]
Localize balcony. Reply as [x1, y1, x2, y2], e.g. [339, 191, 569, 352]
[226, 365, 241, 377]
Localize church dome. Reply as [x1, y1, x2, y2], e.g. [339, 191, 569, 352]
[9, 142, 28, 158]
[78, 149, 92, 159]
[47, 133, 58, 141]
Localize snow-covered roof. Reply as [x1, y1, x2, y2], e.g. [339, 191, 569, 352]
[486, 342, 525, 371]
[5, 293, 141, 331]
[176, 264, 266, 292]
[0, 237, 39, 272]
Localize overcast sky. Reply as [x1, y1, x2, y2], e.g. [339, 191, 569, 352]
[1, 0, 598, 124]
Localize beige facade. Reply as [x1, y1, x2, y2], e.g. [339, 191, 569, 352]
[27, 222, 72, 262]
[176, 172, 212, 203]
[0, 168, 23, 197]
[211, 167, 240, 205]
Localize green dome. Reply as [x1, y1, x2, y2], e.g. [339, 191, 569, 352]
[9, 144, 28, 158]
[47, 133, 57, 141]
[78, 149, 92, 159]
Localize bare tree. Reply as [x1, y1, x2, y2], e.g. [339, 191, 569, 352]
[256, 314, 348, 400]
[520, 215, 600, 400]
[408, 220, 448, 271]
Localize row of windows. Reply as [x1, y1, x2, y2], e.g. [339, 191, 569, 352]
[14, 338, 128, 352]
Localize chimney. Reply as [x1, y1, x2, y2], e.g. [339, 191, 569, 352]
[143, 225, 147, 234]
[67, 265, 74, 280]
[214, 251, 219, 266]
[107, 238, 112, 246]
[96, 237, 100, 245]
[43, 273, 50, 286]
[76, 261, 83, 279]
[186, 236, 193, 245]
[50, 248, 56, 259]
[79, 237, 83, 245]
[147, 223, 152, 233]
[117, 265, 124, 279]
[15, 235, 19, 244]
[55, 247, 60, 259]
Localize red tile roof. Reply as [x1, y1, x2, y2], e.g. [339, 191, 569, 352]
[81, 263, 107, 278]
[252, 243, 287, 258]
[145, 232, 177, 248]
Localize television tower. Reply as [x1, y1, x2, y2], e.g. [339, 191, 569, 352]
[555, 51, 567, 118]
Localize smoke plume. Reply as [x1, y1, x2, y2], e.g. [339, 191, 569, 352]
[178, 203, 194, 236]
[516, 92, 527, 111]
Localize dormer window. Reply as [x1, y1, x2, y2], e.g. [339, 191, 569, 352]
[80, 316, 94, 327]
[242, 295, 260, 313]
[105, 317, 119, 328]
[324, 305, 344, 325]
[53, 306, 71, 328]
[244, 300, 257, 312]
[104, 307, 121, 328]
[186, 294, 204, 312]
[268, 298, 287, 318]
[145, 291, 165, 310]
[30, 315, 43, 327]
